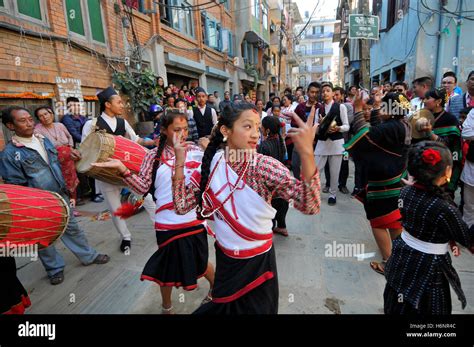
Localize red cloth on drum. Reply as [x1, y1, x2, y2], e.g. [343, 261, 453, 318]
[112, 136, 148, 173]
[1, 185, 68, 248]
[56, 145, 79, 194]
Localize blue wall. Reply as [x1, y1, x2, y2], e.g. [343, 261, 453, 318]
[370, 0, 474, 87]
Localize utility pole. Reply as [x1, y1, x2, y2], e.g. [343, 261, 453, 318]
[359, 0, 371, 89]
[277, 0, 285, 94]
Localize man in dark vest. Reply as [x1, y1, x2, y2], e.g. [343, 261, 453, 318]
[314, 83, 350, 206]
[192, 87, 218, 138]
[81, 87, 155, 253]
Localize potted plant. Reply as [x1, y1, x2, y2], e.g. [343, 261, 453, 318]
[112, 68, 161, 136]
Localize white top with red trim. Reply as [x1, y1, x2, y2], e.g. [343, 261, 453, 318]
[154, 147, 204, 231]
[203, 151, 276, 259]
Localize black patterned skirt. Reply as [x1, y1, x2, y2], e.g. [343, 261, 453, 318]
[140, 224, 209, 291]
[0, 257, 31, 314]
[384, 269, 452, 315]
[194, 243, 278, 314]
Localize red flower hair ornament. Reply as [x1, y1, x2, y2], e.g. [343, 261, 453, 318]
[421, 148, 442, 166]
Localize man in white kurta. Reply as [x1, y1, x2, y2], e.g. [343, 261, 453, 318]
[314, 83, 349, 206]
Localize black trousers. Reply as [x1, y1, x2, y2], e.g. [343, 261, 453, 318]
[324, 157, 349, 188]
[271, 198, 289, 229]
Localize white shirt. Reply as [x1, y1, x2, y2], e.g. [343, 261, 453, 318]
[13, 134, 48, 162]
[409, 97, 424, 117]
[260, 111, 268, 119]
[314, 101, 349, 156]
[81, 112, 140, 143]
[198, 105, 218, 126]
[280, 104, 298, 133]
[461, 109, 474, 186]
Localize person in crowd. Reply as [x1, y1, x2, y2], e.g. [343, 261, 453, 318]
[1, 106, 110, 285]
[410, 76, 433, 115]
[448, 70, 474, 120]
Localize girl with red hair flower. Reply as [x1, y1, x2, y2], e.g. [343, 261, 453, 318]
[384, 141, 474, 314]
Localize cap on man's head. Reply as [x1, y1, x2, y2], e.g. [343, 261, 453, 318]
[97, 87, 118, 104]
[233, 94, 243, 101]
[194, 87, 207, 95]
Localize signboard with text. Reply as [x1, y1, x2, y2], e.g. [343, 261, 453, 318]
[349, 14, 379, 40]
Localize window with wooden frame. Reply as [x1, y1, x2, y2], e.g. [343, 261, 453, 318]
[64, 0, 106, 44]
[0, 0, 49, 26]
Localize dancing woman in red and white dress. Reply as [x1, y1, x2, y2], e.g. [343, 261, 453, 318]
[172, 103, 321, 314]
[92, 110, 214, 314]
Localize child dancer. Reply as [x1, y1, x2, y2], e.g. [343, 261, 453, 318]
[92, 110, 214, 314]
[384, 141, 473, 314]
[172, 103, 321, 314]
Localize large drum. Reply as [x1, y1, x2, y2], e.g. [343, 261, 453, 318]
[76, 132, 149, 185]
[0, 184, 69, 248]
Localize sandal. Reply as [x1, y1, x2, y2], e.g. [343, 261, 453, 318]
[370, 260, 386, 275]
[161, 305, 174, 314]
[273, 227, 289, 237]
[200, 290, 213, 306]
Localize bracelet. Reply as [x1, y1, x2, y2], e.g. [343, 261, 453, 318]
[175, 163, 185, 169]
[172, 176, 185, 182]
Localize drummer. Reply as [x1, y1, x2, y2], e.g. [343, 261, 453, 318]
[81, 87, 156, 253]
[314, 82, 350, 206]
[0, 106, 110, 285]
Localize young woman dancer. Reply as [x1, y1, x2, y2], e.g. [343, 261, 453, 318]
[92, 110, 214, 314]
[171, 103, 321, 314]
[344, 92, 412, 275]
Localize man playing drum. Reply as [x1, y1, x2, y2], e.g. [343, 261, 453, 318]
[0, 106, 110, 285]
[81, 87, 156, 253]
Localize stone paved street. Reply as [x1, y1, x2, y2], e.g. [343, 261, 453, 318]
[16, 163, 474, 314]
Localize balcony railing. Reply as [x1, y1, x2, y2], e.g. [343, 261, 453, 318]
[299, 65, 324, 73]
[297, 48, 333, 56]
[303, 32, 334, 39]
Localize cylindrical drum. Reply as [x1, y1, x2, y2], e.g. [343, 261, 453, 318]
[76, 132, 148, 185]
[0, 184, 69, 248]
